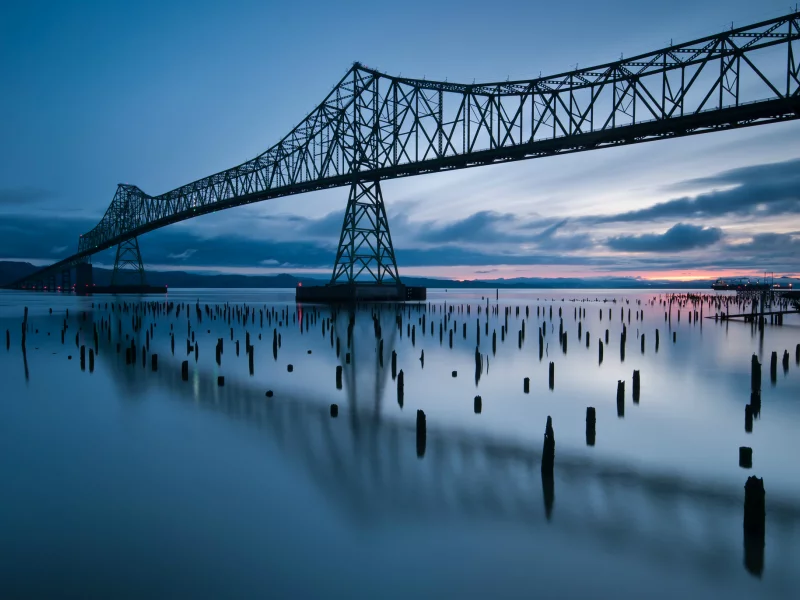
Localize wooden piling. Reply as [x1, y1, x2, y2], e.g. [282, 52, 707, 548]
[743, 476, 765, 535]
[541, 416, 555, 476]
[751, 355, 761, 392]
[586, 407, 596, 446]
[416, 409, 426, 458]
[770, 351, 777, 383]
[397, 369, 404, 407]
[739, 447, 753, 469]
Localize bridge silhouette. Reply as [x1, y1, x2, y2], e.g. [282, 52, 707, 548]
[7, 11, 800, 292]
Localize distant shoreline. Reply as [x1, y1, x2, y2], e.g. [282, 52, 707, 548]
[3, 260, 796, 292]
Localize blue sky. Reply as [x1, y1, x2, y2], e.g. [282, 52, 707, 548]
[1, 0, 799, 280]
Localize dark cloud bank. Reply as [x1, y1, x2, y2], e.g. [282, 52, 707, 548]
[1, 158, 798, 274]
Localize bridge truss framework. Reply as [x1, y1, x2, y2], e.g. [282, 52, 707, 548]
[6, 11, 800, 290]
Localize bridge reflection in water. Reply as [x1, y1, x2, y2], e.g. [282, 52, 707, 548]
[96, 310, 800, 592]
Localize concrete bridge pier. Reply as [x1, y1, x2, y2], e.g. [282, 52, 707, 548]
[75, 262, 93, 295]
[61, 268, 71, 292]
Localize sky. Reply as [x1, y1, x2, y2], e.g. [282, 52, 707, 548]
[1, 0, 799, 281]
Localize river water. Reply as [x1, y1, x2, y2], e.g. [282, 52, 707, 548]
[1, 288, 798, 599]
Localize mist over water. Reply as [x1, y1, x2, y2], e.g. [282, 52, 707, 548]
[1, 288, 799, 599]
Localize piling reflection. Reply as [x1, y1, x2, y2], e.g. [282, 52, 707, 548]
[87, 328, 800, 584]
[6, 291, 800, 593]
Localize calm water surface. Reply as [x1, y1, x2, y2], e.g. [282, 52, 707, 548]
[1, 288, 799, 599]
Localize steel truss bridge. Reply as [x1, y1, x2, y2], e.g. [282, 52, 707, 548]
[7, 11, 800, 290]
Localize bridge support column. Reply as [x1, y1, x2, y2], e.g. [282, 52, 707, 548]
[111, 236, 146, 287]
[331, 179, 399, 285]
[61, 268, 71, 292]
[75, 262, 93, 295]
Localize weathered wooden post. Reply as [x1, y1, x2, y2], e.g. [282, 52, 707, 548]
[751, 354, 761, 393]
[336, 365, 343, 389]
[474, 395, 482, 414]
[416, 409, 426, 458]
[541, 416, 555, 476]
[632, 370, 640, 403]
[739, 447, 753, 469]
[770, 351, 777, 383]
[586, 407, 596, 446]
[397, 369, 404, 407]
[523, 377, 530, 394]
[181, 360, 189, 381]
[548, 362, 554, 390]
[742, 476, 766, 576]
[616, 380, 625, 417]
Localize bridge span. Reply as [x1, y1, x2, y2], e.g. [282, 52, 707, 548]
[7, 11, 800, 294]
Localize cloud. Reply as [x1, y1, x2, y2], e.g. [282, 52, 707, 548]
[525, 218, 593, 251]
[417, 210, 518, 244]
[606, 223, 724, 253]
[726, 232, 800, 253]
[0, 214, 96, 258]
[0, 153, 796, 277]
[167, 249, 197, 260]
[583, 159, 800, 224]
[414, 212, 592, 251]
[0, 187, 52, 206]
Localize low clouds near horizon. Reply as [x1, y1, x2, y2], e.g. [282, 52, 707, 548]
[0, 157, 798, 278]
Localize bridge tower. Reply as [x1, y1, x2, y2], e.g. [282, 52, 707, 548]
[296, 175, 425, 302]
[331, 178, 399, 285]
[111, 236, 146, 287]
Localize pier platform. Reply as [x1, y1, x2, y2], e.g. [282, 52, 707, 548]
[296, 283, 426, 303]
